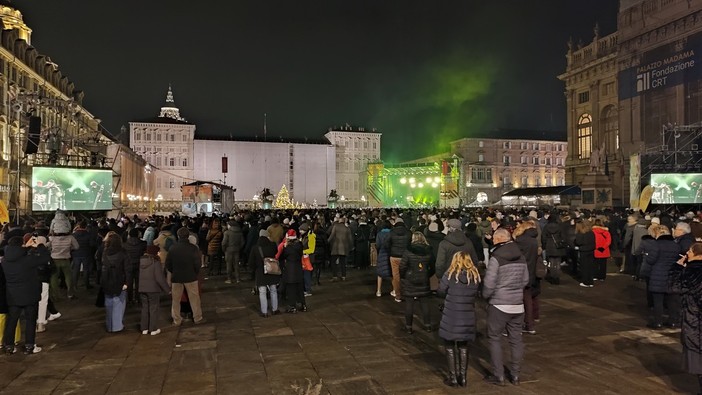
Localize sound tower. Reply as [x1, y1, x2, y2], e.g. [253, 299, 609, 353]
[25, 116, 41, 155]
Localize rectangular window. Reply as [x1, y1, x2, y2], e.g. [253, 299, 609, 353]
[471, 167, 492, 182]
[182, 158, 188, 167]
[135, 132, 141, 141]
[546, 177, 553, 186]
[532, 157, 539, 165]
[578, 127, 592, 159]
[170, 134, 175, 142]
[503, 141, 511, 149]
[156, 133, 161, 142]
[521, 176, 528, 186]
[146, 133, 151, 141]
[373, 142, 377, 149]
[363, 141, 368, 149]
[169, 158, 175, 167]
[603, 81, 615, 96]
[503, 176, 511, 185]
[521, 156, 527, 164]
[578, 91, 590, 103]
[546, 157, 551, 166]
[520, 142, 527, 150]
[156, 157, 162, 166]
[169, 178, 175, 188]
[478, 154, 484, 162]
[533, 143, 540, 150]
[503, 155, 510, 165]
[183, 134, 187, 142]
[479, 141, 484, 148]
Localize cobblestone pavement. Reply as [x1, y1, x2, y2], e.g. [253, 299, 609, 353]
[0, 263, 696, 395]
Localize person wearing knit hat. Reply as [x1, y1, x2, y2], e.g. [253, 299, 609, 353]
[285, 229, 297, 239]
[259, 229, 270, 238]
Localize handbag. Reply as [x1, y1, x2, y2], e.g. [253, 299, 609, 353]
[259, 246, 281, 275]
[302, 254, 314, 271]
[535, 259, 547, 279]
[551, 234, 567, 250]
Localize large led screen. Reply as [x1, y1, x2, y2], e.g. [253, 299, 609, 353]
[32, 167, 113, 211]
[650, 173, 702, 204]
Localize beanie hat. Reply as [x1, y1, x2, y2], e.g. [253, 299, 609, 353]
[286, 229, 297, 239]
[299, 223, 309, 232]
[283, 218, 290, 225]
[259, 229, 269, 238]
[447, 219, 462, 230]
[650, 217, 660, 224]
[428, 222, 439, 232]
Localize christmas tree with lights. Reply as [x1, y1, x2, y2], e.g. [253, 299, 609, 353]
[273, 185, 294, 209]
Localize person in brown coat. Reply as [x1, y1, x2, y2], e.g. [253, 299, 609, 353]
[206, 219, 224, 276]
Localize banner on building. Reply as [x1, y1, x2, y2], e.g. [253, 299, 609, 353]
[629, 153, 641, 209]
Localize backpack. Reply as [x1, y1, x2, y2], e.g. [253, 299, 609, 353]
[407, 259, 428, 285]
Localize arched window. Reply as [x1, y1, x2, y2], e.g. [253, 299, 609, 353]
[578, 114, 592, 159]
[601, 105, 619, 154]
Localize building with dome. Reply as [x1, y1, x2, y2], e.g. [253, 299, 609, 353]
[128, 86, 195, 209]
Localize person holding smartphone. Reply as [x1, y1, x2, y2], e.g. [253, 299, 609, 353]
[679, 242, 702, 394]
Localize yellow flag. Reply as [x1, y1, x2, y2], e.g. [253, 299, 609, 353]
[0, 200, 9, 224]
[639, 185, 654, 212]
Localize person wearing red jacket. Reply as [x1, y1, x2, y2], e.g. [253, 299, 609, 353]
[592, 219, 612, 281]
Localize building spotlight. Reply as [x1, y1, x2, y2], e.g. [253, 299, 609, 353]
[400, 177, 407, 184]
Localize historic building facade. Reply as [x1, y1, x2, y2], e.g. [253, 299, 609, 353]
[324, 126, 381, 201]
[129, 86, 195, 208]
[561, 0, 702, 206]
[450, 133, 568, 203]
[0, 2, 119, 218]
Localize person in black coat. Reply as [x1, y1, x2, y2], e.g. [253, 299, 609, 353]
[437, 250, 481, 388]
[101, 233, 131, 333]
[679, 242, 702, 393]
[124, 228, 147, 304]
[645, 226, 680, 329]
[399, 232, 434, 334]
[515, 220, 540, 334]
[2, 236, 41, 354]
[542, 215, 567, 285]
[574, 221, 596, 287]
[278, 229, 306, 313]
[248, 230, 281, 317]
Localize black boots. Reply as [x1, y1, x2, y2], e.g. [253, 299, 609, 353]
[444, 345, 458, 387]
[458, 345, 468, 387]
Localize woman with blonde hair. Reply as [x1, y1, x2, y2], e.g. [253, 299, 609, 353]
[399, 232, 434, 334]
[437, 251, 481, 388]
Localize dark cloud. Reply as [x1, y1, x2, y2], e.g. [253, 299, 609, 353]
[16, 0, 618, 161]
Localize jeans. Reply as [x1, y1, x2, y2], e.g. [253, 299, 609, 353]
[405, 296, 430, 328]
[51, 259, 72, 299]
[390, 257, 402, 299]
[3, 304, 38, 348]
[72, 256, 94, 292]
[105, 291, 127, 332]
[303, 271, 313, 293]
[258, 285, 278, 314]
[487, 305, 525, 378]
[331, 255, 347, 278]
[171, 281, 203, 325]
[37, 282, 49, 324]
[225, 250, 241, 282]
[140, 292, 161, 332]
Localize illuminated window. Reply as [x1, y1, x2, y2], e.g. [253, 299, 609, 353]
[503, 141, 511, 149]
[478, 154, 484, 162]
[578, 114, 592, 159]
[479, 141, 484, 148]
[503, 155, 510, 165]
[521, 176, 528, 186]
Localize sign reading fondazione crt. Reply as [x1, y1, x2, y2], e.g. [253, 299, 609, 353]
[31, 167, 112, 211]
[619, 31, 702, 99]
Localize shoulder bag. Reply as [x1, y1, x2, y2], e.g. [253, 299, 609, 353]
[259, 246, 281, 275]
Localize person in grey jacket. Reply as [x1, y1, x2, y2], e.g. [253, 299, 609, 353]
[631, 217, 650, 279]
[482, 229, 529, 387]
[328, 217, 353, 281]
[138, 245, 170, 335]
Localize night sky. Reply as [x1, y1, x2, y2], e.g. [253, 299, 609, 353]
[16, 1, 618, 162]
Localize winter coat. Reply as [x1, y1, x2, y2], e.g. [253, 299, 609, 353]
[677, 233, 696, 255]
[49, 211, 71, 235]
[29, 245, 53, 284]
[72, 228, 96, 258]
[328, 222, 353, 256]
[249, 237, 281, 287]
[575, 231, 596, 252]
[386, 223, 411, 258]
[637, 235, 658, 278]
[478, 220, 492, 248]
[153, 230, 176, 263]
[142, 226, 156, 246]
[542, 221, 567, 257]
[592, 226, 612, 259]
[465, 230, 485, 262]
[375, 229, 392, 279]
[124, 237, 147, 270]
[483, 241, 529, 305]
[280, 240, 304, 284]
[2, 245, 40, 306]
[646, 234, 681, 293]
[101, 246, 130, 297]
[681, 259, 702, 355]
[206, 227, 224, 256]
[165, 240, 201, 284]
[222, 225, 244, 252]
[49, 234, 78, 260]
[425, 230, 444, 262]
[631, 221, 649, 255]
[399, 243, 433, 298]
[437, 271, 479, 341]
[138, 254, 170, 294]
[312, 230, 328, 264]
[515, 228, 539, 286]
[435, 230, 479, 279]
[673, 233, 696, 293]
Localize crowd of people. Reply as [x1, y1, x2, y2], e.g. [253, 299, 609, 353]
[0, 206, 701, 391]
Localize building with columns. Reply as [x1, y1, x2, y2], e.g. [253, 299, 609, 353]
[561, 0, 702, 207]
[324, 126, 381, 201]
[129, 86, 195, 208]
